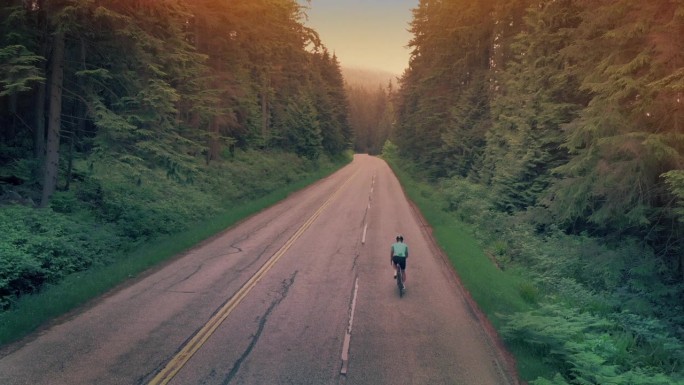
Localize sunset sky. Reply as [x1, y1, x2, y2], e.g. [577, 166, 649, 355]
[299, 0, 418, 75]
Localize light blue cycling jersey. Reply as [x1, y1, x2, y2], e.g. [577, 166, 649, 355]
[392, 242, 408, 258]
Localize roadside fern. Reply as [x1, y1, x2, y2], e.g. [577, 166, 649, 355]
[503, 303, 683, 384]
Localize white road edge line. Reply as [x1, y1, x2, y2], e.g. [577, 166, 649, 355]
[340, 277, 359, 375]
[362, 224, 368, 244]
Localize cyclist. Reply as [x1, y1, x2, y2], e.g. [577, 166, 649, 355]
[391, 235, 409, 285]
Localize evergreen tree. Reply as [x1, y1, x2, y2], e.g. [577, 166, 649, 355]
[311, 51, 350, 155]
[281, 93, 322, 160]
[548, 0, 684, 257]
[481, 0, 584, 212]
[396, 0, 496, 178]
[0, 1, 46, 188]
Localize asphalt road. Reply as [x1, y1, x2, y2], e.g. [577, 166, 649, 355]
[0, 154, 515, 385]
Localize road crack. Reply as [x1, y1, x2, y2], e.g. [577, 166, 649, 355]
[221, 271, 298, 385]
[166, 264, 203, 289]
[351, 252, 360, 271]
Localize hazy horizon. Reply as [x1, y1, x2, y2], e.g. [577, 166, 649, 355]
[300, 0, 417, 75]
[342, 66, 399, 90]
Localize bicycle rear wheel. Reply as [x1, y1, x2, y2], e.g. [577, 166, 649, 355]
[396, 265, 404, 297]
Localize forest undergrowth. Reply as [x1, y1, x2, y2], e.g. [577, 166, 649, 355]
[384, 143, 684, 385]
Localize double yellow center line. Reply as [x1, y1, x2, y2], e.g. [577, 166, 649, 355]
[149, 170, 357, 385]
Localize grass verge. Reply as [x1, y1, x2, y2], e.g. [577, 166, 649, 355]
[0, 160, 346, 346]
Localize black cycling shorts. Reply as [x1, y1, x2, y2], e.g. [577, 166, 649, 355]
[392, 256, 407, 270]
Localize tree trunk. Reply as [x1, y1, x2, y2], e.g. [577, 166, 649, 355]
[34, 80, 46, 159]
[40, 29, 65, 207]
[65, 38, 87, 190]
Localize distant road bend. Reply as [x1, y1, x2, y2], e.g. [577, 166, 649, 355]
[0, 154, 516, 385]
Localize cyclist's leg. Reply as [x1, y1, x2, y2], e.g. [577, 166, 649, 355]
[400, 258, 407, 283]
[392, 256, 400, 278]
[392, 257, 398, 278]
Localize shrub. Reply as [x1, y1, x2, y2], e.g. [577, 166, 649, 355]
[519, 281, 539, 304]
[381, 139, 399, 160]
[0, 205, 121, 308]
[440, 177, 495, 223]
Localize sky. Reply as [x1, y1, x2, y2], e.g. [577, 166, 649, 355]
[299, 0, 418, 75]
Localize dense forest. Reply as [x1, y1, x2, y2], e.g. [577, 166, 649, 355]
[347, 84, 394, 154]
[2, 0, 684, 383]
[343, 67, 396, 154]
[397, 0, 683, 276]
[0, 0, 351, 310]
[391, 0, 683, 383]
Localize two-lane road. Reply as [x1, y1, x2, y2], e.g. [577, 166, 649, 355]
[0, 155, 515, 384]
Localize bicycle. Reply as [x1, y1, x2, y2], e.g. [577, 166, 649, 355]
[391, 234, 408, 297]
[394, 262, 405, 297]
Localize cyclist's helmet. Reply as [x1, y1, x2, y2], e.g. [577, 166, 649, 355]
[396, 234, 404, 242]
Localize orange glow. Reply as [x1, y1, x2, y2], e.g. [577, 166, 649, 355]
[301, 1, 417, 74]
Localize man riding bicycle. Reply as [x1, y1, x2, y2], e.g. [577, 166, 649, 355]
[391, 235, 409, 285]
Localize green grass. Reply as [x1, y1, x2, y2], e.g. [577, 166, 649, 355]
[433, 222, 554, 380]
[432, 224, 531, 322]
[0, 160, 346, 346]
[386, 158, 555, 381]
